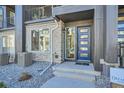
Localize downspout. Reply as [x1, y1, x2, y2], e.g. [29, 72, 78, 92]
[40, 18, 59, 75]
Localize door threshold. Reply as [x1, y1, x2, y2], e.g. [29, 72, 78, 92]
[77, 60, 91, 62]
[76, 62, 89, 65]
[76, 60, 91, 65]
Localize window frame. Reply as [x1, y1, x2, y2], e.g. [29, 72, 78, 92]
[0, 7, 3, 28]
[2, 36, 8, 48]
[2, 34, 15, 48]
[8, 10, 15, 25]
[65, 26, 76, 60]
[31, 28, 51, 53]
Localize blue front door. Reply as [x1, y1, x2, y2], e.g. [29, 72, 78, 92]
[77, 26, 91, 61]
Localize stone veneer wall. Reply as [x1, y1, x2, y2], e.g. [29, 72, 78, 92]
[25, 20, 63, 63]
[52, 20, 64, 63]
[61, 21, 65, 62]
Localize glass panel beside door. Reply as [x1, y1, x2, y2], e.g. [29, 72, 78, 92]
[65, 27, 75, 60]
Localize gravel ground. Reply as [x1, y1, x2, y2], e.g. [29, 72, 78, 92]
[95, 75, 111, 88]
[0, 62, 54, 88]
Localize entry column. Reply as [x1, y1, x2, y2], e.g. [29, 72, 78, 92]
[15, 5, 25, 53]
[15, 5, 26, 65]
[94, 6, 104, 71]
[105, 6, 118, 63]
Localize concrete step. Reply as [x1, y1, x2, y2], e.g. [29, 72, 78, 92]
[53, 71, 95, 82]
[41, 77, 96, 88]
[52, 66, 101, 76]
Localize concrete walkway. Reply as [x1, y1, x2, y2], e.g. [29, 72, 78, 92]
[41, 76, 95, 88]
[53, 62, 95, 71]
[41, 62, 100, 88]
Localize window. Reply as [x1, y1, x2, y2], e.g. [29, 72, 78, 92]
[8, 11, 15, 25]
[31, 29, 50, 51]
[0, 7, 3, 28]
[25, 6, 52, 21]
[65, 27, 75, 59]
[2, 36, 8, 48]
[2, 35, 14, 48]
[118, 8, 124, 43]
[2, 34, 15, 54]
[32, 30, 39, 50]
[32, 7, 45, 20]
[118, 16, 124, 42]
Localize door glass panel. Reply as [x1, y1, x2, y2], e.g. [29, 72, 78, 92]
[65, 27, 75, 59]
[118, 31, 124, 35]
[118, 9, 124, 43]
[80, 53, 88, 57]
[80, 41, 88, 45]
[118, 38, 124, 42]
[80, 47, 88, 51]
[80, 29, 88, 32]
[80, 35, 88, 39]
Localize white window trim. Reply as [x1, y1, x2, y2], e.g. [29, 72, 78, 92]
[30, 27, 51, 53]
[65, 26, 76, 60]
[0, 7, 3, 28]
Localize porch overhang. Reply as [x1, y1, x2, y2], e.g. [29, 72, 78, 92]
[55, 9, 94, 23]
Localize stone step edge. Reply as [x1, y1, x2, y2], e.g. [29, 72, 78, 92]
[54, 70, 96, 77]
[53, 71, 95, 83]
[53, 67, 101, 76]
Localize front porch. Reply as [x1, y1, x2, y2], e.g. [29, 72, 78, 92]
[41, 62, 101, 88]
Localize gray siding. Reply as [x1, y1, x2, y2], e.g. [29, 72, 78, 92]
[53, 5, 95, 16]
[104, 5, 118, 63]
[15, 5, 25, 53]
[94, 6, 104, 71]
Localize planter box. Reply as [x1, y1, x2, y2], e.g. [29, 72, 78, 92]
[0, 54, 9, 66]
[120, 57, 124, 67]
[17, 52, 32, 67]
[112, 83, 124, 88]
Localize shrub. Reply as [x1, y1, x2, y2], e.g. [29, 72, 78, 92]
[18, 72, 32, 81]
[0, 82, 7, 88]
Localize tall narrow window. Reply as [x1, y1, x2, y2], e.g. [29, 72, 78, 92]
[118, 8, 124, 42]
[8, 11, 15, 26]
[39, 29, 49, 51]
[2, 36, 8, 48]
[65, 27, 75, 59]
[31, 29, 50, 51]
[0, 7, 3, 28]
[32, 30, 39, 51]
